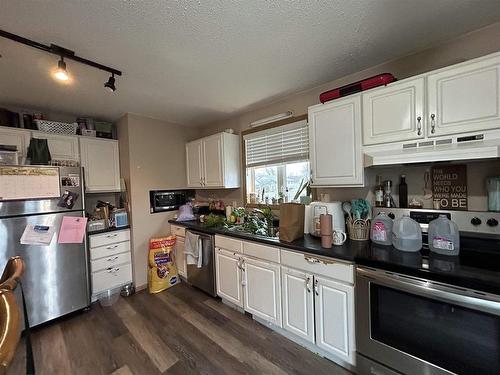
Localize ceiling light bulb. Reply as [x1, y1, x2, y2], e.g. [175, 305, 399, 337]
[54, 57, 69, 81]
[104, 74, 116, 92]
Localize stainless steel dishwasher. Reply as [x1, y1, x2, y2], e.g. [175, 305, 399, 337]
[185, 229, 216, 297]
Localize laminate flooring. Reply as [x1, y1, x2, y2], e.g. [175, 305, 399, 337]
[8, 283, 352, 375]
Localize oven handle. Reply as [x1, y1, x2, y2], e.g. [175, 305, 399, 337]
[357, 267, 500, 316]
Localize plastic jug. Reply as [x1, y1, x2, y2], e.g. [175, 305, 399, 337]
[392, 215, 422, 252]
[370, 212, 393, 246]
[428, 215, 460, 256]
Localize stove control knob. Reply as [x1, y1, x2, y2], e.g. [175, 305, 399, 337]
[487, 218, 499, 227]
[470, 217, 482, 226]
[388, 212, 395, 220]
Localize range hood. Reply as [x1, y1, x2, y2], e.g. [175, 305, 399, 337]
[364, 136, 500, 167]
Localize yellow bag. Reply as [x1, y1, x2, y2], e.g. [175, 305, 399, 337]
[148, 236, 180, 293]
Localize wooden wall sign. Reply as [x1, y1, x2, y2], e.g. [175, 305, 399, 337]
[431, 164, 467, 210]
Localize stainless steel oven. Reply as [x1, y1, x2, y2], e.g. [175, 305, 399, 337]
[356, 266, 500, 375]
[149, 189, 194, 213]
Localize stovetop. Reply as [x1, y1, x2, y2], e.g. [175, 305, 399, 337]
[357, 208, 500, 295]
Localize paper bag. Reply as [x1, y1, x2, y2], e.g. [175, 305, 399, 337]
[279, 203, 305, 242]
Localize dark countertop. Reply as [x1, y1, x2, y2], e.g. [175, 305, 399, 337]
[87, 225, 130, 236]
[169, 219, 500, 295]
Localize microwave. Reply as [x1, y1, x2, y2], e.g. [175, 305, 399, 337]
[149, 189, 194, 213]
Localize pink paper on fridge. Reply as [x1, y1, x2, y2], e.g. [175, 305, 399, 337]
[58, 216, 88, 244]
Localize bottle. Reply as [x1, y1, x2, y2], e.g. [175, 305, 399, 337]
[375, 175, 384, 207]
[392, 215, 422, 252]
[370, 212, 393, 246]
[428, 215, 460, 256]
[383, 180, 394, 208]
[399, 175, 408, 208]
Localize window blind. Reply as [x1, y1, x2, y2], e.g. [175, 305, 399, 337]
[244, 120, 309, 167]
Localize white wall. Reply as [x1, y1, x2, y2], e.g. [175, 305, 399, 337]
[192, 22, 500, 207]
[117, 113, 196, 288]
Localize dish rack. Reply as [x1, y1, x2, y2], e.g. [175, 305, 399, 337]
[35, 120, 78, 135]
[347, 218, 370, 241]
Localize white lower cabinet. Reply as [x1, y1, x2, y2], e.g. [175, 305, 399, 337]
[281, 267, 315, 343]
[243, 256, 282, 327]
[314, 276, 355, 365]
[215, 248, 244, 307]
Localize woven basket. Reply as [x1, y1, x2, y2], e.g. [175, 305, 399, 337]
[347, 218, 371, 241]
[35, 120, 78, 135]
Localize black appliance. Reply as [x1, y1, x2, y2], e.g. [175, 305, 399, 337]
[149, 189, 194, 213]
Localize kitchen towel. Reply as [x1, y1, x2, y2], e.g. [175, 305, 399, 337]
[184, 231, 203, 268]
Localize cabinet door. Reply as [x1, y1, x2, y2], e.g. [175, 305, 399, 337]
[186, 140, 203, 188]
[215, 248, 243, 307]
[362, 78, 425, 145]
[309, 96, 363, 186]
[175, 236, 187, 277]
[32, 132, 79, 161]
[243, 257, 281, 327]
[0, 127, 30, 158]
[80, 138, 121, 192]
[427, 54, 500, 136]
[314, 276, 355, 365]
[281, 267, 315, 343]
[202, 134, 224, 187]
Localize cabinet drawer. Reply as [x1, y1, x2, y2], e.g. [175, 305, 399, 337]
[91, 252, 131, 272]
[171, 225, 186, 238]
[92, 262, 132, 294]
[90, 241, 131, 260]
[280, 249, 354, 284]
[89, 229, 130, 248]
[243, 241, 280, 263]
[215, 235, 242, 253]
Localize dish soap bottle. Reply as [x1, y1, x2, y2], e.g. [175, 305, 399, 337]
[370, 212, 393, 246]
[428, 215, 460, 256]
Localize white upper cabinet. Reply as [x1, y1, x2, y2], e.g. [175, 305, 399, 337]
[0, 127, 31, 159]
[427, 54, 500, 137]
[362, 78, 425, 145]
[79, 137, 121, 192]
[186, 139, 203, 187]
[202, 134, 224, 187]
[31, 131, 79, 161]
[243, 257, 282, 327]
[281, 267, 315, 343]
[314, 276, 355, 365]
[309, 95, 364, 186]
[186, 132, 240, 189]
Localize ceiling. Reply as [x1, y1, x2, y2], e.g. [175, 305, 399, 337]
[1, 1, 500, 126]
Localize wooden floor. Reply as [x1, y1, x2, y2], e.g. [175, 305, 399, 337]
[8, 283, 352, 375]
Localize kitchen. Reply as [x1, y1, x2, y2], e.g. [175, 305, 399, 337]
[1, 2, 500, 375]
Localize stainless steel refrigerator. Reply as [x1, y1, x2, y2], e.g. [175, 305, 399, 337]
[0, 165, 90, 327]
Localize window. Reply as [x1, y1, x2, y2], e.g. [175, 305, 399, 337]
[244, 119, 310, 204]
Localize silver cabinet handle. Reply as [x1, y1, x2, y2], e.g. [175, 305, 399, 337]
[106, 267, 120, 275]
[305, 276, 311, 293]
[305, 256, 321, 264]
[106, 233, 118, 238]
[106, 245, 119, 249]
[416, 116, 422, 136]
[430, 113, 436, 134]
[314, 279, 319, 296]
[106, 256, 119, 262]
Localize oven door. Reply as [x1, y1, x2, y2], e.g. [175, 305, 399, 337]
[356, 266, 500, 375]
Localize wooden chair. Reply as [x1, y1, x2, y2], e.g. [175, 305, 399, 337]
[0, 256, 30, 375]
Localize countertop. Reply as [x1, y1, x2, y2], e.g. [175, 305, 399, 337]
[169, 220, 500, 295]
[87, 225, 130, 236]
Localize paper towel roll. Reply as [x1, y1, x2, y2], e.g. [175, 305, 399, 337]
[304, 205, 312, 234]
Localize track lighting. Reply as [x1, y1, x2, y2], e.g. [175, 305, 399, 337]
[104, 73, 116, 92]
[54, 56, 69, 81]
[0, 29, 122, 91]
